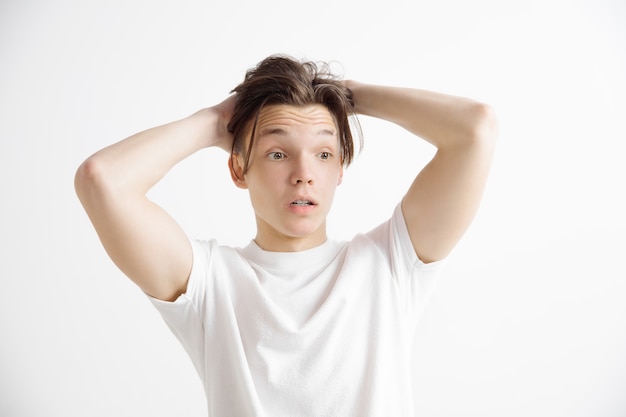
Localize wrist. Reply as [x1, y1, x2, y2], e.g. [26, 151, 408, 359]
[201, 102, 234, 152]
[186, 107, 219, 149]
[343, 80, 372, 115]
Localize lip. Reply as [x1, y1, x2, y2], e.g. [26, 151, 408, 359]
[286, 196, 318, 213]
[288, 195, 318, 205]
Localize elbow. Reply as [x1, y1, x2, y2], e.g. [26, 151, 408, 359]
[467, 102, 499, 149]
[74, 156, 109, 204]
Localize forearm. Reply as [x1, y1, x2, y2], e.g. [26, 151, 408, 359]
[346, 81, 496, 149]
[76, 106, 226, 197]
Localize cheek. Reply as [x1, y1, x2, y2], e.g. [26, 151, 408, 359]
[336, 167, 344, 185]
[250, 165, 284, 187]
[327, 166, 343, 186]
[245, 166, 284, 197]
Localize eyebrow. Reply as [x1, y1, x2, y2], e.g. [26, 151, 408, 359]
[258, 127, 337, 137]
[258, 127, 288, 136]
[317, 128, 337, 136]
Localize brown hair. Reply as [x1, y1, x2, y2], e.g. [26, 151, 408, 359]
[227, 55, 361, 177]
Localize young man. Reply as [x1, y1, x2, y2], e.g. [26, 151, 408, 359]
[75, 55, 497, 416]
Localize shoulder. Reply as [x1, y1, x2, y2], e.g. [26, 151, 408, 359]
[357, 203, 413, 258]
[190, 238, 246, 262]
[184, 238, 250, 288]
[348, 203, 445, 275]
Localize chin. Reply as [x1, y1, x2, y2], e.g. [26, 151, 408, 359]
[281, 223, 325, 240]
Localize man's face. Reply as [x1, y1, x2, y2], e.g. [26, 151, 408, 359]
[231, 104, 344, 252]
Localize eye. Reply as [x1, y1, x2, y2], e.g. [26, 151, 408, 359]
[319, 152, 331, 160]
[267, 152, 286, 160]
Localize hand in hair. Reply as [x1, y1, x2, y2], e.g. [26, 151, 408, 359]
[210, 94, 237, 153]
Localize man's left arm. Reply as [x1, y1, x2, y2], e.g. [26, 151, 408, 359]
[347, 81, 498, 263]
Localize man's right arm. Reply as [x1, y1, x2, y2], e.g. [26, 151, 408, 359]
[74, 97, 235, 301]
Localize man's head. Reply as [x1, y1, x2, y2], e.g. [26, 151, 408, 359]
[227, 55, 359, 177]
[226, 55, 360, 251]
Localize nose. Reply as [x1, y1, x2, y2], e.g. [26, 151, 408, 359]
[290, 155, 314, 185]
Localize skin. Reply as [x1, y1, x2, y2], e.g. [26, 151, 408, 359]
[346, 81, 498, 263]
[75, 81, 497, 302]
[229, 104, 344, 252]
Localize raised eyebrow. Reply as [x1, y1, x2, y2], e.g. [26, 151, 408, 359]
[258, 127, 288, 136]
[258, 127, 336, 136]
[317, 128, 337, 136]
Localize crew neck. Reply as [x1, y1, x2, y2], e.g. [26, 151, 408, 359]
[241, 239, 345, 273]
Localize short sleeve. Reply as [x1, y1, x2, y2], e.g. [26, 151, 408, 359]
[369, 203, 446, 319]
[147, 238, 212, 379]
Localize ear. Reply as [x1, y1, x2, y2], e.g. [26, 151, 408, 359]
[228, 154, 248, 189]
[337, 165, 344, 186]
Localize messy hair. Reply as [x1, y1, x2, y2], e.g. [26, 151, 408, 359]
[227, 54, 361, 176]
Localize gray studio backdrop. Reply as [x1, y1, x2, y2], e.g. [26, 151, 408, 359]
[1, 0, 625, 416]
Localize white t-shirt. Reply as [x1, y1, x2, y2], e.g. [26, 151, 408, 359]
[149, 204, 445, 417]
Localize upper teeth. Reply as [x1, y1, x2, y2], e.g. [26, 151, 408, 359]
[292, 200, 312, 205]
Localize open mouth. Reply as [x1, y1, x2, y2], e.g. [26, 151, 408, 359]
[290, 199, 314, 206]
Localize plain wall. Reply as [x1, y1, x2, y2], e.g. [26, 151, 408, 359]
[1, 0, 625, 416]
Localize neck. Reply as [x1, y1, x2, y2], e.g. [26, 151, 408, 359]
[254, 230, 327, 252]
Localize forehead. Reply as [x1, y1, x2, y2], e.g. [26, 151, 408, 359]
[255, 104, 337, 131]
